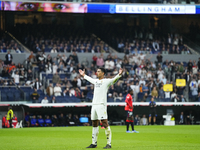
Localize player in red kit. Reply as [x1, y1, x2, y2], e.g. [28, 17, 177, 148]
[125, 89, 139, 133]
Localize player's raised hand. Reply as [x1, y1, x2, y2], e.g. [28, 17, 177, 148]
[79, 69, 85, 76]
[119, 68, 123, 76]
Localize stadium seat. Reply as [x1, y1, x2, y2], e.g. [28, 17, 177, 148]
[115, 99, 123, 102]
[138, 93, 144, 101]
[107, 98, 114, 102]
[1, 93, 8, 101]
[14, 92, 21, 101]
[7, 93, 14, 101]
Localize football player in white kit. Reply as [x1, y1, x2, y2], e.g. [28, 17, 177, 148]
[79, 67, 123, 149]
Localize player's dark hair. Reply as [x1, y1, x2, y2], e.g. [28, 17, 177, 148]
[98, 67, 106, 75]
[128, 89, 133, 94]
[8, 106, 12, 109]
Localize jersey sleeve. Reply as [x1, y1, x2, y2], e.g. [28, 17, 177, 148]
[107, 74, 121, 87]
[84, 75, 96, 84]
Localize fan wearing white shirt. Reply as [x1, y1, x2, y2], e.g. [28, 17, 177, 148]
[52, 63, 58, 74]
[13, 71, 20, 84]
[54, 83, 62, 96]
[41, 97, 48, 104]
[139, 78, 146, 86]
[79, 67, 123, 149]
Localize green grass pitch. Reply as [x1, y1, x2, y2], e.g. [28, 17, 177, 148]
[0, 125, 200, 150]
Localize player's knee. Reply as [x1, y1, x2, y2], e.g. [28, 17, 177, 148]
[102, 122, 108, 128]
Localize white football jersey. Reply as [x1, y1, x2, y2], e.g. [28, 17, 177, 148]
[84, 74, 121, 105]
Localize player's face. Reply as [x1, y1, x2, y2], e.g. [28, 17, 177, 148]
[96, 69, 104, 78]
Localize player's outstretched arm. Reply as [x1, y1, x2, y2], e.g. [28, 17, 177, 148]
[79, 69, 85, 77]
[108, 68, 123, 86]
[79, 69, 96, 84]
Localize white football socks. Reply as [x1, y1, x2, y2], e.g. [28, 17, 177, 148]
[92, 127, 99, 145]
[105, 126, 112, 145]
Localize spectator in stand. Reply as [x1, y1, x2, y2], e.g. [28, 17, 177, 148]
[171, 91, 180, 102]
[139, 78, 146, 86]
[70, 69, 78, 81]
[27, 69, 33, 81]
[45, 115, 52, 127]
[140, 115, 148, 125]
[39, 61, 45, 73]
[31, 115, 38, 127]
[142, 93, 148, 102]
[70, 52, 79, 64]
[189, 78, 198, 88]
[33, 78, 42, 90]
[12, 71, 20, 85]
[157, 68, 164, 81]
[142, 83, 149, 94]
[151, 87, 158, 98]
[5, 51, 13, 65]
[41, 96, 49, 104]
[63, 87, 70, 96]
[52, 63, 58, 74]
[51, 96, 56, 103]
[180, 95, 186, 102]
[92, 55, 97, 66]
[191, 84, 198, 101]
[187, 60, 193, 72]
[52, 72, 60, 84]
[2, 67, 9, 78]
[96, 55, 104, 67]
[31, 89, 40, 103]
[51, 47, 57, 53]
[27, 51, 34, 62]
[105, 59, 114, 72]
[156, 52, 163, 64]
[114, 82, 123, 96]
[129, 67, 135, 76]
[158, 86, 165, 99]
[46, 83, 54, 96]
[54, 83, 62, 96]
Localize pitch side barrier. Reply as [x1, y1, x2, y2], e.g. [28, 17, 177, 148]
[0, 102, 200, 107]
[21, 102, 200, 108]
[1, 1, 200, 14]
[0, 102, 200, 124]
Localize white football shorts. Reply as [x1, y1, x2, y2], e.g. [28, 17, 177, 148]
[91, 104, 107, 120]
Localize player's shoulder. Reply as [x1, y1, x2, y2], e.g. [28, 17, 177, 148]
[126, 94, 132, 98]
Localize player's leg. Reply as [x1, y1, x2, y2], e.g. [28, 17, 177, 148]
[126, 117, 130, 132]
[102, 119, 112, 149]
[99, 105, 111, 149]
[126, 111, 130, 132]
[130, 116, 139, 133]
[130, 116, 134, 131]
[86, 106, 99, 148]
[100, 120, 105, 129]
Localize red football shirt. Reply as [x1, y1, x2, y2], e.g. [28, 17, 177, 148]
[125, 93, 133, 111]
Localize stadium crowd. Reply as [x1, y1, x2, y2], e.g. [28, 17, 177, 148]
[1, 49, 200, 103]
[0, 34, 23, 53]
[10, 24, 110, 54]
